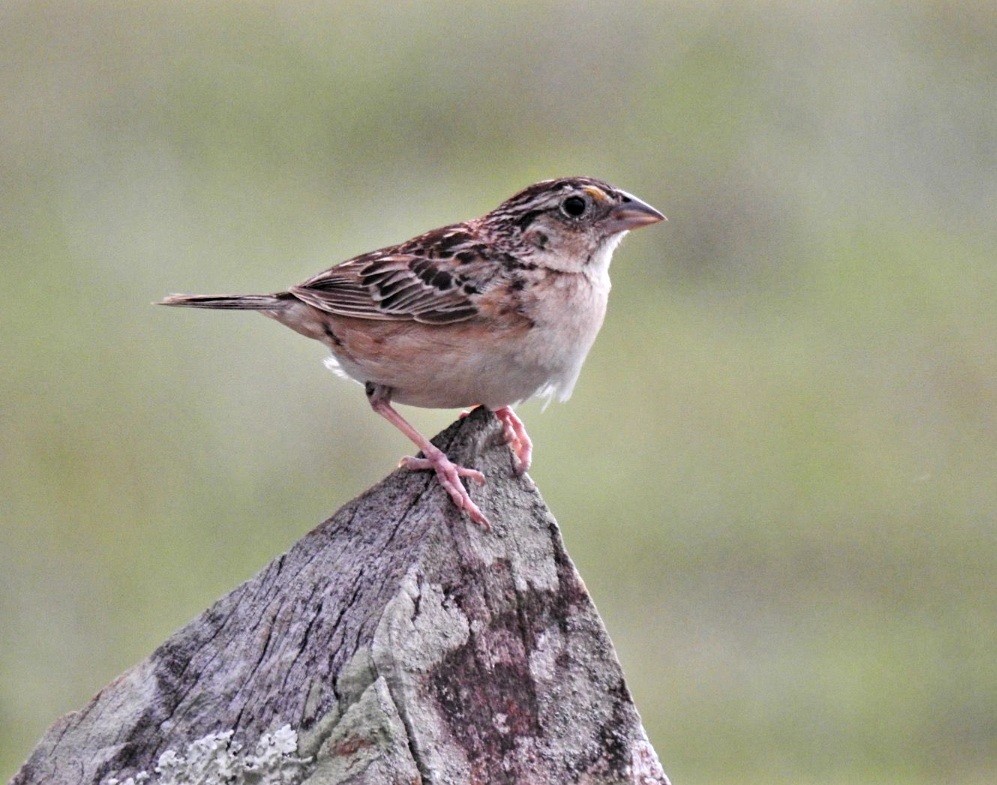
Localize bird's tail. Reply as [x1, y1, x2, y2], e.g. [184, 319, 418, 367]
[158, 293, 285, 310]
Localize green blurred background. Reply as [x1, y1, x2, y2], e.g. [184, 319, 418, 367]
[1, 2, 994, 782]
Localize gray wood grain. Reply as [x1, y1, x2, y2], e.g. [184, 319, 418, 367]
[11, 408, 669, 785]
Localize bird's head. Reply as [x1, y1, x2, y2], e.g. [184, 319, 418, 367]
[484, 176, 665, 272]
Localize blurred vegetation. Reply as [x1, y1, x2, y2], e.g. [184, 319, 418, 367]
[1, 3, 994, 783]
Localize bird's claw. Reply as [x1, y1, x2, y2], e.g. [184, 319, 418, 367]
[399, 454, 490, 528]
[494, 406, 533, 476]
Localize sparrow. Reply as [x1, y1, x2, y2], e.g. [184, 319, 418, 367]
[161, 177, 664, 527]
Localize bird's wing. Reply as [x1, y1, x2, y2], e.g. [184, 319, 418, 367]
[289, 227, 502, 325]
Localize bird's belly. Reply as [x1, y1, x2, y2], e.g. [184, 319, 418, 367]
[315, 270, 608, 411]
[391, 363, 547, 409]
[328, 320, 588, 410]
[340, 341, 554, 409]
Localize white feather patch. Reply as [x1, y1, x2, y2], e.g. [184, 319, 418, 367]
[322, 354, 355, 382]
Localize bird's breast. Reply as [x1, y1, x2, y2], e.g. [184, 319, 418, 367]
[516, 269, 610, 404]
[309, 272, 610, 410]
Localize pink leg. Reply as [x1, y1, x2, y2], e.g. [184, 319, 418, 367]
[494, 406, 532, 475]
[367, 384, 489, 528]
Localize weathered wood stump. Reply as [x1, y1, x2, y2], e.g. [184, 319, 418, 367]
[12, 408, 669, 785]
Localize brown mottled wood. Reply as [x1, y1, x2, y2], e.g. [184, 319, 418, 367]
[11, 408, 669, 785]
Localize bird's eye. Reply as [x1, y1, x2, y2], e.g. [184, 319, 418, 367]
[560, 195, 587, 218]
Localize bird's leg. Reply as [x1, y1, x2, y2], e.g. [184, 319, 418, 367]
[493, 406, 532, 475]
[365, 383, 489, 528]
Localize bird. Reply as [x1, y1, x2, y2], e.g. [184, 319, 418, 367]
[160, 176, 664, 528]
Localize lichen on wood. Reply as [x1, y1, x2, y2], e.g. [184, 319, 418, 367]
[11, 408, 669, 785]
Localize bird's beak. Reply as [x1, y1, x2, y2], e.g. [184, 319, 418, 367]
[605, 191, 666, 233]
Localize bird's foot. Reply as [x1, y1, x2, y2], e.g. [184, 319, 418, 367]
[400, 451, 489, 528]
[494, 406, 532, 475]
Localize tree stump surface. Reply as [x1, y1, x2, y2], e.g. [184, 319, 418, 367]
[12, 408, 669, 785]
